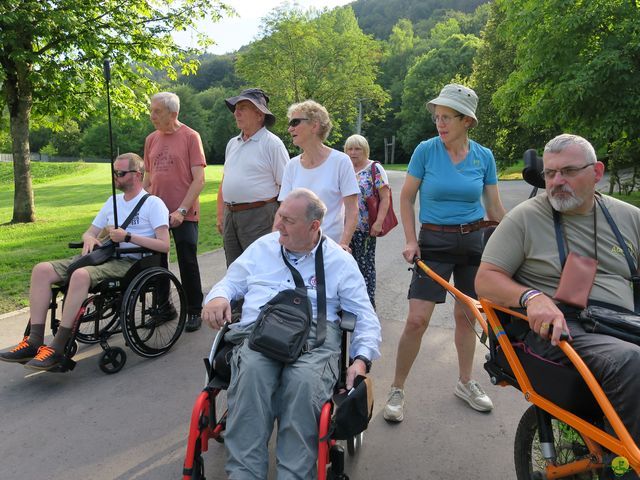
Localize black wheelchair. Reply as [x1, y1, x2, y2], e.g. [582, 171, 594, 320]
[182, 310, 365, 480]
[24, 244, 187, 374]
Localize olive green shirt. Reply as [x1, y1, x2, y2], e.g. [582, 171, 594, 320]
[482, 193, 640, 311]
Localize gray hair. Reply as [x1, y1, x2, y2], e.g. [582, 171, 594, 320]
[287, 100, 333, 141]
[286, 188, 327, 223]
[115, 152, 144, 174]
[151, 92, 180, 114]
[544, 134, 597, 164]
[344, 134, 370, 159]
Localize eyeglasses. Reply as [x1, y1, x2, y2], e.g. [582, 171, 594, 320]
[431, 114, 464, 125]
[288, 118, 309, 128]
[542, 163, 594, 179]
[113, 170, 139, 177]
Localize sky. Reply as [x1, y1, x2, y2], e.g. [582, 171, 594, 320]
[173, 0, 354, 55]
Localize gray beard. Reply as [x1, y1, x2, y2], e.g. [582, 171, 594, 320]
[548, 190, 583, 212]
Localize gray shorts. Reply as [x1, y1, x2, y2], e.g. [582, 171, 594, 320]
[408, 228, 483, 303]
[51, 256, 136, 289]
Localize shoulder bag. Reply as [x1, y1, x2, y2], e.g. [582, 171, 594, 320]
[365, 161, 398, 237]
[248, 237, 327, 363]
[66, 194, 150, 277]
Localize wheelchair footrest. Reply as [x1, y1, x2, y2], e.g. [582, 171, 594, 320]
[48, 357, 76, 373]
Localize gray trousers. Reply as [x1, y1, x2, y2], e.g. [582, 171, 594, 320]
[223, 202, 279, 267]
[526, 319, 640, 442]
[224, 321, 342, 480]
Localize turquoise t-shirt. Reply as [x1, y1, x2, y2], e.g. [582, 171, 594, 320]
[407, 137, 498, 225]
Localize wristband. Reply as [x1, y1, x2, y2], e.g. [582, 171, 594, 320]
[124, 233, 131, 243]
[353, 355, 371, 373]
[520, 288, 542, 308]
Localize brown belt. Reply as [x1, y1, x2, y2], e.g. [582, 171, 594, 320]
[225, 197, 278, 212]
[421, 220, 499, 234]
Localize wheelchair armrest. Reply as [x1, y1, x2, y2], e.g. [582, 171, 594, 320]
[339, 310, 356, 332]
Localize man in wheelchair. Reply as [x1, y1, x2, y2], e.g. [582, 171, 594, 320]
[475, 134, 640, 453]
[201, 188, 381, 479]
[0, 153, 170, 371]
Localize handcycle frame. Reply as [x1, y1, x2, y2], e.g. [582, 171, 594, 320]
[414, 252, 640, 478]
[182, 311, 362, 480]
[25, 244, 187, 374]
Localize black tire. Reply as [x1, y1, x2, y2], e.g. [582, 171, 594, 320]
[120, 267, 186, 358]
[346, 432, 364, 456]
[98, 347, 127, 374]
[191, 452, 205, 480]
[514, 405, 602, 480]
[212, 389, 228, 444]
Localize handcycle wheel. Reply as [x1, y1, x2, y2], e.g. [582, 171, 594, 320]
[514, 405, 602, 480]
[98, 347, 127, 374]
[120, 267, 186, 358]
[346, 431, 364, 456]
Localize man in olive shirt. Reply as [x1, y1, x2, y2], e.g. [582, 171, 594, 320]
[476, 134, 640, 453]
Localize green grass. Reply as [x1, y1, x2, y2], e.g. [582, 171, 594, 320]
[0, 162, 223, 314]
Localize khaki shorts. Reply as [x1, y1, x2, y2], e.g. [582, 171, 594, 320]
[51, 256, 136, 289]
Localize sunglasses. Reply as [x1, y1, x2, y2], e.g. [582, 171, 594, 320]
[288, 118, 309, 128]
[113, 170, 138, 177]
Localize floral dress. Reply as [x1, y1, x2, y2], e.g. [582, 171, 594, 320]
[349, 160, 389, 309]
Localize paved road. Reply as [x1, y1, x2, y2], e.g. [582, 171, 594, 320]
[0, 173, 534, 480]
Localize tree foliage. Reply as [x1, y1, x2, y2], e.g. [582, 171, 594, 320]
[397, 32, 480, 153]
[0, 0, 231, 222]
[483, 0, 640, 177]
[235, 7, 389, 148]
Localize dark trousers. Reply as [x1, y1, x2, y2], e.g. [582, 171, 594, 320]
[160, 220, 203, 315]
[526, 318, 640, 443]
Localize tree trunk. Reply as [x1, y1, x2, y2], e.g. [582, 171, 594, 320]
[4, 51, 35, 223]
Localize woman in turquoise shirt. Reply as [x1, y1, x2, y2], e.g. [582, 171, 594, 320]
[384, 84, 506, 422]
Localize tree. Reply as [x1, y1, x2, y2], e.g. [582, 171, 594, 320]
[235, 7, 389, 148]
[0, 0, 231, 223]
[488, 0, 640, 179]
[397, 33, 481, 153]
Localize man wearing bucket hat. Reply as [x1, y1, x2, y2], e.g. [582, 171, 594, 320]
[384, 83, 506, 422]
[218, 88, 290, 267]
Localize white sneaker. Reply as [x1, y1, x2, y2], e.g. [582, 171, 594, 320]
[383, 387, 405, 422]
[455, 379, 494, 412]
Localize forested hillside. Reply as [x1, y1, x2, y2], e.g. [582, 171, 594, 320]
[6, 0, 639, 195]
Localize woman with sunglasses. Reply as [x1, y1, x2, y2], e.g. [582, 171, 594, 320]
[384, 84, 506, 422]
[278, 100, 359, 251]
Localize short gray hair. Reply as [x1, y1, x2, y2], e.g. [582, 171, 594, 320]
[544, 134, 596, 164]
[286, 188, 327, 223]
[151, 92, 180, 114]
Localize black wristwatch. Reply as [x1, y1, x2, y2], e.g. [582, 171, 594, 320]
[353, 355, 371, 373]
[124, 232, 131, 243]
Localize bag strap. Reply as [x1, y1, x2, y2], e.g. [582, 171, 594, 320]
[120, 194, 151, 230]
[370, 161, 380, 200]
[595, 196, 640, 312]
[551, 208, 567, 267]
[280, 236, 327, 347]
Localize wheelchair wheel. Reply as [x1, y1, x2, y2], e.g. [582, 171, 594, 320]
[99, 347, 127, 374]
[120, 267, 186, 358]
[514, 405, 602, 480]
[346, 431, 364, 456]
[57, 293, 120, 345]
